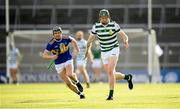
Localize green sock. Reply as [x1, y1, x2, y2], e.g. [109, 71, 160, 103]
[124, 75, 129, 80]
[108, 90, 114, 97]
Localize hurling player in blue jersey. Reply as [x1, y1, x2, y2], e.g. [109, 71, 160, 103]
[42, 26, 85, 99]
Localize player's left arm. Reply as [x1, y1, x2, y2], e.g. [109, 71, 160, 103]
[84, 34, 95, 59]
[85, 25, 96, 59]
[70, 37, 80, 55]
[118, 31, 129, 49]
[115, 22, 129, 49]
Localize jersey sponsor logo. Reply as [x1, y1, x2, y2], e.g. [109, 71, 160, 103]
[109, 29, 113, 35]
[51, 43, 69, 55]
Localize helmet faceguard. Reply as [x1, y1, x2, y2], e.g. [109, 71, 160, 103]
[53, 26, 63, 35]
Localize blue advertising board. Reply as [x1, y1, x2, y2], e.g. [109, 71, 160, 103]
[1, 69, 180, 83]
[0, 71, 8, 83]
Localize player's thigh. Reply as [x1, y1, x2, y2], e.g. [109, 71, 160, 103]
[59, 69, 72, 85]
[65, 60, 74, 76]
[108, 56, 118, 70]
[77, 65, 85, 73]
[77, 60, 86, 71]
[103, 64, 108, 73]
[13, 68, 18, 74]
[10, 68, 17, 75]
[103, 56, 118, 74]
[106, 47, 119, 73]
[10, 64, 18, 73]
[77, 65, 84, 73]
[55, 63, 65, 74]
[59, 69, 66, 80]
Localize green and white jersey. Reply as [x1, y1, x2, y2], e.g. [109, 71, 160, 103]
[76, 39, 87, 60]
[91, 21, 121, 52]
[8, 48, 20, 64]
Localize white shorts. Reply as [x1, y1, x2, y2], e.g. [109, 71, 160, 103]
[101, 47, 120, 65]
[92, 59, 102, 68]
[55, 60, 73, 74]
[9, 63, 18, 69]
[76, 60, 86, 67]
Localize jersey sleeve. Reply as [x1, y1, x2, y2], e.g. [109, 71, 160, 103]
[68, 36, 74, 42]
[46, 43, 53, 51]
[114, 22, 121, 32]
[91, 25, 97, 35]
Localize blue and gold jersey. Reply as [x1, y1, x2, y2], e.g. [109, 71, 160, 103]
[45, 36, 72, 64]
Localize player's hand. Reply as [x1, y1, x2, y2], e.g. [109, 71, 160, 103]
[51, 55, 58, 60]
[124, 41, 129, 49]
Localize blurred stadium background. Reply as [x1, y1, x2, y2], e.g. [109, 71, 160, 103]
[0, 0, 180, 84]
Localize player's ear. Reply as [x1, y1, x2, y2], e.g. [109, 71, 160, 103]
[98, 16, 101, 22]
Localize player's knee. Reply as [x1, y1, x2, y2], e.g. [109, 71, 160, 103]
[67, 72, 74, 77]
[108, 69, 114, 75]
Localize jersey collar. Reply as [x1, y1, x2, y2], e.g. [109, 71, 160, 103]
[54, 38, 62, 42]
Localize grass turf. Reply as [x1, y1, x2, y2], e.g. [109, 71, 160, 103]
[0, 83, 180, 109]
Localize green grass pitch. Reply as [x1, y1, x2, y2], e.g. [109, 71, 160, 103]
[0, 83, 180, 109]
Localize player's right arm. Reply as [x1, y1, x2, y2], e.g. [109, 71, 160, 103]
[42, 49, 57, 60]
[118, 31, 129, 49]
[84, 34, 95, 59]
[42, 40, 58, 60]
[85, 25, 96, 59]
[114, 22, 129, 49]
